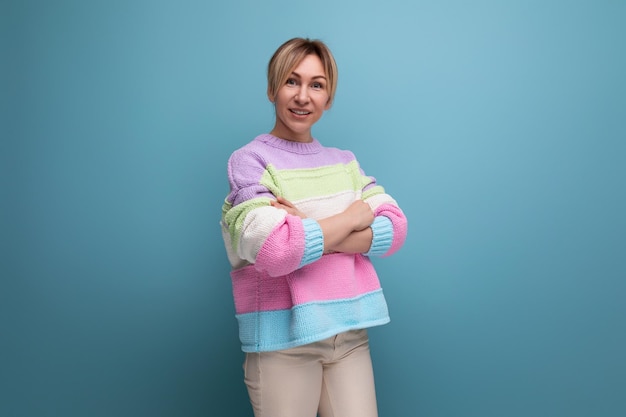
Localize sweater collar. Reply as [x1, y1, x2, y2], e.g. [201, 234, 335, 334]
[256, 134, 323, 155]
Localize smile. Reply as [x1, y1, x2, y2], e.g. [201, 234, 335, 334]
[290, 109, 311, 115]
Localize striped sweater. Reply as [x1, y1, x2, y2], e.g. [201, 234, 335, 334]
[221, 134, 408, 352]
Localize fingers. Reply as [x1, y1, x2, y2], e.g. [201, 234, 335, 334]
[270, 200, 289, 211]
[275, 196, 295, 208]
[271, 198, 306, 218]
[271, 197, 292, 210]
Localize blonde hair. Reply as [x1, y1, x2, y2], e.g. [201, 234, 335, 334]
[267, 38, 338, 106]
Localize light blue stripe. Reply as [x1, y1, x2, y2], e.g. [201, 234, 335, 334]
[298, 218, 324, 268]
[235, 290, 390, 352]
[365, 216, 393, 257]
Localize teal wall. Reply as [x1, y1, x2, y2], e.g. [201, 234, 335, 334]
[3, 1, 625, 416]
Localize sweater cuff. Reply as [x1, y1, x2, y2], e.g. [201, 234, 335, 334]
[365, 216, 393, 257]
[298, 218, 324, 268]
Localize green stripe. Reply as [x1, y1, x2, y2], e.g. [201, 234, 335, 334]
[222, 197, 271, 252]
[261, 161, 373, 201]
[362, 185, 386, 200]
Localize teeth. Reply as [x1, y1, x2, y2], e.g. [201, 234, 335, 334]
[292, 110, 310, 115]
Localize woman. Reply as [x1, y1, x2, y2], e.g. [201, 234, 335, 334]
[220, 37, 408, 417]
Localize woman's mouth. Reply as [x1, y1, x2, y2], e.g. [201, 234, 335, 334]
[290, 109, 311, 115]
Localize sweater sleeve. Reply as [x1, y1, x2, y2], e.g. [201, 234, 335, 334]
[254, 217, 324, 276]
[365, 215, 394, 256]
[222, 148, 323, 276]
[358, 164, 408, 257]
[367, 203, 408, 257]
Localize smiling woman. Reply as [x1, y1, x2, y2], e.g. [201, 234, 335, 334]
[6, 2, 625, 416]
[219, 37, 408, 417]
[269, 54, 332, 142]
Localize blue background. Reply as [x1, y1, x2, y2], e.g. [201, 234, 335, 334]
[3, 1, 625, 416]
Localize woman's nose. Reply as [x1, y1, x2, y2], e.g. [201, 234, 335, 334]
[294, 87, 309, 103]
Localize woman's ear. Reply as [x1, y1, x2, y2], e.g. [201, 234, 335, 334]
[267, 88, 275, 103]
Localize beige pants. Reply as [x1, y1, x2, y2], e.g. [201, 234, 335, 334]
[243, 329, 378, 417]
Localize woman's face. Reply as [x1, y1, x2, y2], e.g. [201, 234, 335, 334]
[270, 54, 331, 143]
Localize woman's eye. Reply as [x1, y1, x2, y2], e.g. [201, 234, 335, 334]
[312, 82, 323, 89]
[286, 78, 297, 86]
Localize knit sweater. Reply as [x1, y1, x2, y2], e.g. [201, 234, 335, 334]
[221, 134, 408, 352]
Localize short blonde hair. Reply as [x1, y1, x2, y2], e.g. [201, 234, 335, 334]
[267, 38, 338, 106]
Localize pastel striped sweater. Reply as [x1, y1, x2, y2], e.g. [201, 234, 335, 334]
[221, 134, 408, 352]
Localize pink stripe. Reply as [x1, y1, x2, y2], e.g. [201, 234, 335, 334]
[374, 204, 408, 256]
[231, 254, 382, 314]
